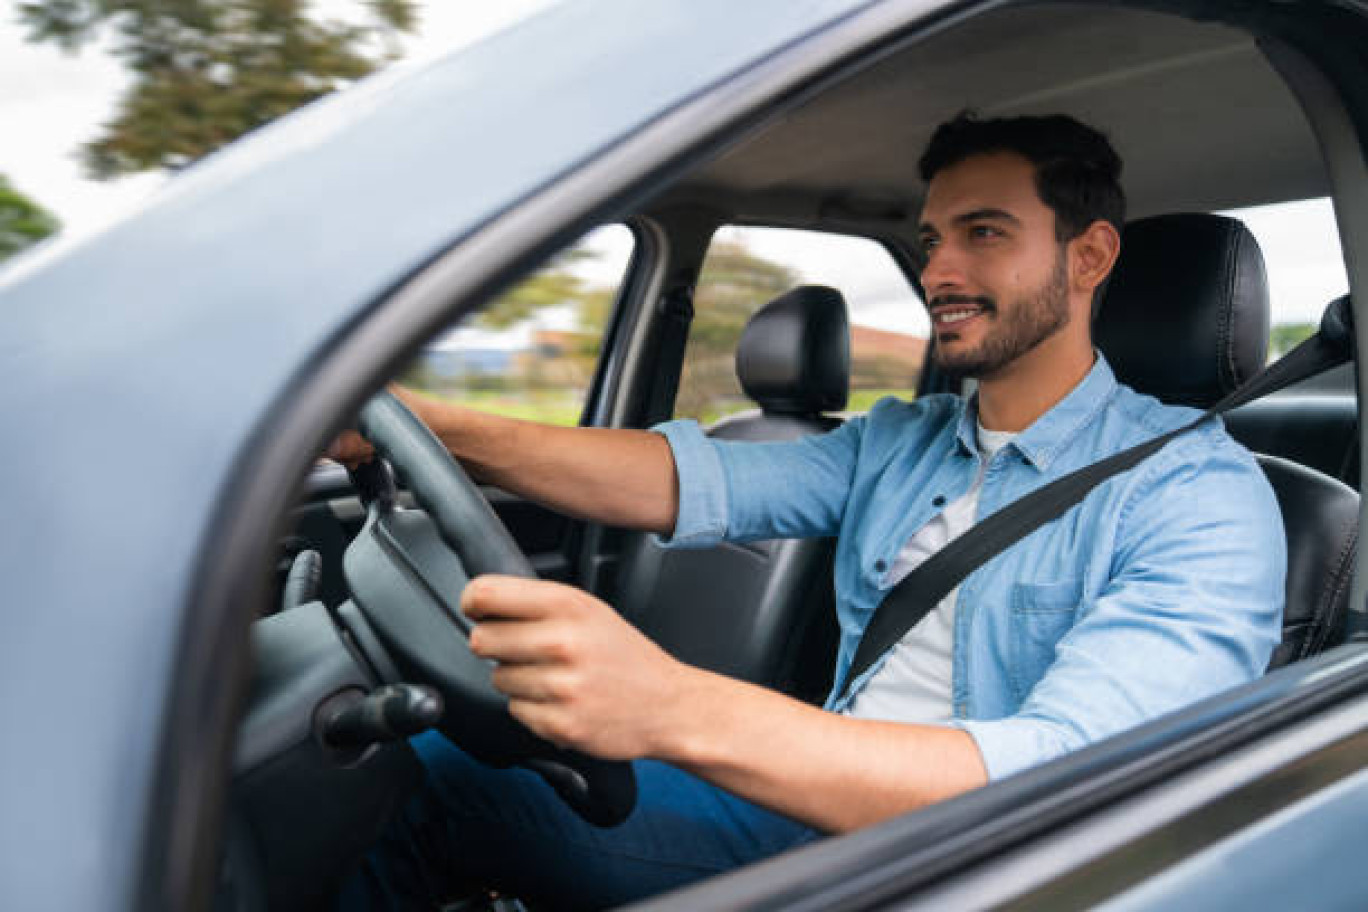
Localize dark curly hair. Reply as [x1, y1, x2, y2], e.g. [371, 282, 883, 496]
[919, 112, 1125, 243]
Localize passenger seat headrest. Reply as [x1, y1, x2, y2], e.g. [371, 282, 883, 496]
[1096, 213, 1270, 409]
[736, 285, 850, 416]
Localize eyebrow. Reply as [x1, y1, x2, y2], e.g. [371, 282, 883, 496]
[918, 207, 1022, 236]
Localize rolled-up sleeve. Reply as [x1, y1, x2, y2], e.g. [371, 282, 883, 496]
[651, 414, 865, 549]
[652, 419, 732, 547]
[957, 432, 1285, 781]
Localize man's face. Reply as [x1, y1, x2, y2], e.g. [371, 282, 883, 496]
[917, 151, 1075, 380]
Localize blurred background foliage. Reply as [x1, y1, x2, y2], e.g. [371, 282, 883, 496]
[17, 0, 416, 177]
[1269, 321, 1319, 360]
[12, 1, 924, 424]
[674, 241, 798, 422]
[401, 238, 820, 427]
[0, 174, 61, 262]
[399, 234, 925, 427]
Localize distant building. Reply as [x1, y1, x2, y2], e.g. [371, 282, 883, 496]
[420, 347, 514, 378]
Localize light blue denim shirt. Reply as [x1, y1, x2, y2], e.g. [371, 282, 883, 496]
[652, 356, 1285, 780]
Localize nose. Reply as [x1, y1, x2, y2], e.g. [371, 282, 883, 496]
[920, 240, 966, 297]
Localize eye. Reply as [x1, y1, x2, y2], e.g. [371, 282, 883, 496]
[969, 224, 1004, 241]
[919, 235, 940, 255]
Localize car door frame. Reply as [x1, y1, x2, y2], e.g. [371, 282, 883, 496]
[140, 1, 1368, 910]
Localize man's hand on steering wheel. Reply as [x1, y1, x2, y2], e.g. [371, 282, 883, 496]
[340, 388, 642, 825]
[464, 575, 693, 761]
[328, 385, 433, 469]
[328, 428, 374, 470]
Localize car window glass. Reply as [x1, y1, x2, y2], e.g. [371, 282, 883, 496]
[676, 226, 929, 424]
[397, 224, 634, 425]
[1219, 197, 1350, 374]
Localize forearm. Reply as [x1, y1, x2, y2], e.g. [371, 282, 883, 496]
[655, 667, 988, 833]
[402, 388, 679, 534]
[464, 576, 986, 831]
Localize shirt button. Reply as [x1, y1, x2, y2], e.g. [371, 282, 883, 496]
[933, 495, 947, 507]
[874, 559, 888, 573]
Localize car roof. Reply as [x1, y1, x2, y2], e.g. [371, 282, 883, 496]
[662, 3, 1325, 229]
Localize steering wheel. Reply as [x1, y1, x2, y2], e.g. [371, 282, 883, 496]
[340, 390, 637, 827]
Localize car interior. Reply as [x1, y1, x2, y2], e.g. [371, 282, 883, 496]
[222, 2, 1363, 909]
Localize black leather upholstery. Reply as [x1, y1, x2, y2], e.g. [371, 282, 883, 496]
[1097, 213, 1270, 409]
[1097, 213, 1357, 667]
[613, 532, 838, 701]
[1228, 394, 1359, 490]
[736, 285, 850, 415]
[614, 286, 848, 701]
[1260, 454, 1359, 669]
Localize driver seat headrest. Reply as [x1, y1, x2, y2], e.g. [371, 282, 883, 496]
[735, 285, 850, 416]
[1095, 213, 1270, 409]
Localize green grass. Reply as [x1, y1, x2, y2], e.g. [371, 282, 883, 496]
[684, 388, 919, 425]
[410, 385, 919, 427]
[424, 389, 586, 426]
[846, 388, 917, 412]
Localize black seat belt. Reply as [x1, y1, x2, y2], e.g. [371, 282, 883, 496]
[839, 296, 1356, 701]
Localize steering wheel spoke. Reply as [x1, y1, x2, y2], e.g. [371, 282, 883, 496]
[342, 390, 637, 827]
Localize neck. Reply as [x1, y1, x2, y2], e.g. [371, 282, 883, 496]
[974, 332, 1097, 432]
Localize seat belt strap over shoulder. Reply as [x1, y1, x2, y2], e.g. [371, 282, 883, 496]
[838, 296, 1356, 702]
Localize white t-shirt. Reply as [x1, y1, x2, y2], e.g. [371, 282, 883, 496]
[843, 423, 1018, 723]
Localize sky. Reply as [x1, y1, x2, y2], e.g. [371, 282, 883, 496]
[0, 0, 556, 232]
[0, 0, 1349, 332]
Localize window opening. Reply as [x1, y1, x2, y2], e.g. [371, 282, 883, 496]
[397, 224, 634, 425]
[677, 225, 929, 423]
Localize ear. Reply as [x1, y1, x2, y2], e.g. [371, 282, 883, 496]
[1069, 220, 1122, 299]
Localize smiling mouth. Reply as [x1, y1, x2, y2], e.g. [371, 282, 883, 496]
[931, 299, 993, 332]
[934, 308, 984, 328]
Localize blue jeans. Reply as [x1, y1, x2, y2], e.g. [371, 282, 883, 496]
[337, 730, 821, 910]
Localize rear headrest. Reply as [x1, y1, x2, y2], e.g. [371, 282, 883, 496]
[1095, 213, 1270, 408]
[736, 285, 850, 415]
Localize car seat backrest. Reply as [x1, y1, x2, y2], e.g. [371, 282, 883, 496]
[1097, 213, 1270, 407]
[1259, 453, 1359, 667]
[1097, 213, 1358, 667]
[1100, 212, 1359, 490]
[614, 286, 848, 701]
[1226, 390, 1359, 490]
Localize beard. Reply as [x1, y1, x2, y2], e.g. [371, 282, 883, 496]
[932, 251, 1072, 380]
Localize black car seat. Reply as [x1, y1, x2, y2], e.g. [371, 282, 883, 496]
[1095, 213, 1359, 669]
[614, 285, 848, 702]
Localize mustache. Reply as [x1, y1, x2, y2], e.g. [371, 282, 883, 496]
[929, 294, 996, 312]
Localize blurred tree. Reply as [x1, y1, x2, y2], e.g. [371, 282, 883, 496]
[0, 174, 61, 262]
[675, 240, 798, 421]
[1270, 322, 1318, 359]
[689, 240, 796, 348]
[17, 0, 417, 177]
[400, 237, 802, 425]
[478, 248, 597, 331]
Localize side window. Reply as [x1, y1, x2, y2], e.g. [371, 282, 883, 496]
[398, 224, 634, 425]
[675, 226, 929, 424]
[1220, 198, 1349, 368]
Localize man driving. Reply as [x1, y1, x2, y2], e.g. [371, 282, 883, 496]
[336, 113, 1284, 910]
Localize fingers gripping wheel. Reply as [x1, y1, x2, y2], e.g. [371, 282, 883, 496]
[342, 391, 637, 827]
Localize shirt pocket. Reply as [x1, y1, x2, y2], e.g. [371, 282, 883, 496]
[1009, 577, 1084, 700]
